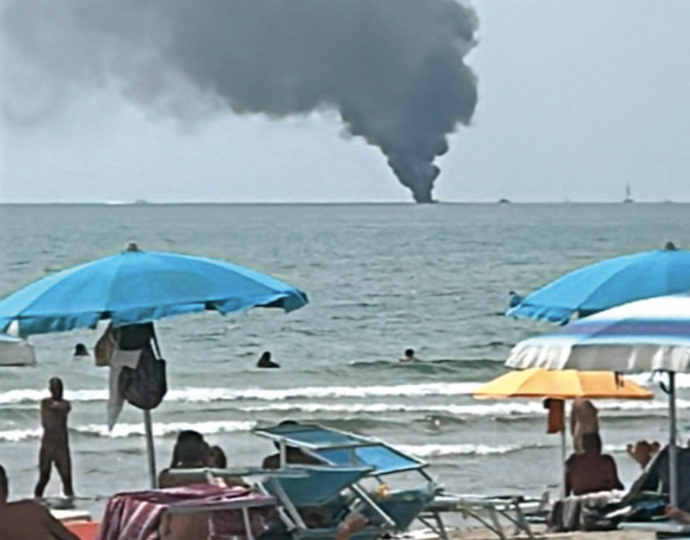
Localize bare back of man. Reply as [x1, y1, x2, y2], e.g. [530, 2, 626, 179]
[35, 378, 74, 498]
[565, 432, 623, 496]
[0, 500, 79, 540]
[565, 453, 623, 495]
[570, 398, 599, 453]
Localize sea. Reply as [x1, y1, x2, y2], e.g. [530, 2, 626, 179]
[0, 202, 688, 516]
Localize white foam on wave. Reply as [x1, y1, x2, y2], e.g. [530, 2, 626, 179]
[0, 383, 481, 405]
[0, 420, 255, 442]
[241, 402, 545, 416]
[0, 389, 105, 405]
[240, 399, 684, 416]
[0, 428, 42, 442]
[397, 443, 533, 457]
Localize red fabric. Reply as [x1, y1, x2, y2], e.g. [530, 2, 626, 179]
[66, 521, 100, 540]
[97, 484, 275, 540]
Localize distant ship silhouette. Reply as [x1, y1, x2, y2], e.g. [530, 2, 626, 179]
[623, 184, 634, 203]
[498, 198, 511, 204]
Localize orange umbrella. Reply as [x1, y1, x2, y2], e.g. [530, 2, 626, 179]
[473, 368, 653, 496]
[473, 368, 653, 400]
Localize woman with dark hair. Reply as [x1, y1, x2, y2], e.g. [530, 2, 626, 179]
[159, 430, 211, 488]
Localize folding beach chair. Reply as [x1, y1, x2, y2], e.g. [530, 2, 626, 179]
[254, 422, 541, 540]
[260, 465, 384, 540]
[418, 493, 540, 540]
[254, 423, 436, 531]
[613, 446, 690, 539]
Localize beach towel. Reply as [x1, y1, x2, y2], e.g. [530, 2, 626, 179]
[107, 348, 141, 430]
[548, 490, 624, 532]
[97, 484, 275, 540]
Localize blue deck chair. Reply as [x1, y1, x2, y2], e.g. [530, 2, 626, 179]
[254, 423, 436, 533]
[261, 465, 382, 540]
[254, 423, 430, 476]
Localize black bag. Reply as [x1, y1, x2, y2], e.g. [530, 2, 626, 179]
[118, 326, 167, 410]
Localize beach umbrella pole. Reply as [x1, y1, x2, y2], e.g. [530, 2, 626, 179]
[669, 371, 679, 507]
[560, 427, 567, 498]
[144, 409, 158, 489]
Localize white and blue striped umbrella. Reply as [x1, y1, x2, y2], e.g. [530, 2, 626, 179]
[506, 293, 690, 373]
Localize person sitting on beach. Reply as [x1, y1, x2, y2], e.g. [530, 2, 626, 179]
[0, 464, 79, 540]
[565, 433, 624, 496]
[262, 444, 324, 469]
[627, 440, 661, 470]
[73, 344, 89, 357]
[208, 445, 227, 469]
[400, 348, 417, 362]
[570, 398, 599, 454]
[159, 430, 211, 488]
[257, 351, 280, 369]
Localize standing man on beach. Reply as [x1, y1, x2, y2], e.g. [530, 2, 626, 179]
[34, 378, 75, 499]
[570, 398, 599, 454]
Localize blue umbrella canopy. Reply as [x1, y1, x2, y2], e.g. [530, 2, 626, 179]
[0, 243, 308, 336]
[506, 244, 690, 325]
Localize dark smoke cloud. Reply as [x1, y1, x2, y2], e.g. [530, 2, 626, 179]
[1, 0, 478, 202]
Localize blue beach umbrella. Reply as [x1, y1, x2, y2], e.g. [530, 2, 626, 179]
[506, 243, 690, 325]
[0, 242, 307, 336]
[506, 293, 690, 507]
[0, 242, 307, 488]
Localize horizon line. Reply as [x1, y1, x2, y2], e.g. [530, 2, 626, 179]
[0, 200, 686, 206]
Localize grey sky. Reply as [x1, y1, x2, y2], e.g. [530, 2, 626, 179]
[1, 0, 689, 203]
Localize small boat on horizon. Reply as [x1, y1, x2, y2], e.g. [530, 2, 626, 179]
[623, 184, 634, 203]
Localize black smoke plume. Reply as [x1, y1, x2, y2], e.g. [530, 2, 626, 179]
[1, 0, 478, 202]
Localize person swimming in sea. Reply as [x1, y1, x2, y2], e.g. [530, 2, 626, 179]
[72, 344, 89, 358]
[400, 348, 417, 362]
[257, 351, 280, 369]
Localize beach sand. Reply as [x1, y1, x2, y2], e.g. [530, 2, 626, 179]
[450, 526, 652, 539]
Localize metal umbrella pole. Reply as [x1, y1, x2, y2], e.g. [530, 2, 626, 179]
[560, 427, 567, 498]
[144, 409, 158, 489]
[668, 371, 679, 507]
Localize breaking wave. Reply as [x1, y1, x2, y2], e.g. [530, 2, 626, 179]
[397, 443, 539, 457]
[0, 420, 255, 442]
[0, 383, 481, 405]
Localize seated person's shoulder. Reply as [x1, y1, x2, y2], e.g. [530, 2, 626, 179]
[4, 498, 47, 514]
[565, 454, 580, 467]
[0, 500, 79, 540]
